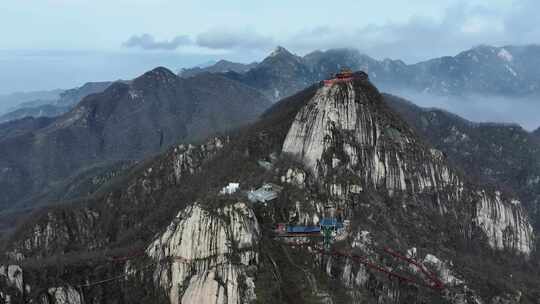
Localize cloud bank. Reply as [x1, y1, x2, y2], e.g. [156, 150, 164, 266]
[122, 0, 540, 62]
[196, 28, 274, 50]
[123, 29, 273, 52]
[387, 88, 540, 131]
[122, 34, 192, 50]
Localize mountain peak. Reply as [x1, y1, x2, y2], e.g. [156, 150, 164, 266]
[142, 66, 177, 79]
[260, 46, 302, 67]
[215, 59, 235, 65]
[147, 66, 177, 78]
[469, 44, 500, 56]
[268, 46, 293, 57]
[472, 44, 497, 51]
[134, 66, 178, 87]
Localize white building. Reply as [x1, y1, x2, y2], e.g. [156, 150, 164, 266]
[220, 183, 240, 195]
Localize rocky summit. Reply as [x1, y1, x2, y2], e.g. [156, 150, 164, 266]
[1, 72, 538, 304]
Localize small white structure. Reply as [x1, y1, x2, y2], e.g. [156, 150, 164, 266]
[220, 183, 240, 195]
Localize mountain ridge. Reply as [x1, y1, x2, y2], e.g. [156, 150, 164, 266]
[184, 44, 540, 102]
[0, 67, 271, 214]
[0, 81, 113, 124]
[384, 93, 540, 231]
[179, 59, 257, 78]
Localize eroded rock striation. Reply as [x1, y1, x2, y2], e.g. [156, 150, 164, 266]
[282, 77, 533, 255]
[147, 202, 260, 304]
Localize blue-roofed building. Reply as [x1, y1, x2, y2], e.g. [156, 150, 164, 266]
[286, 226, 321, 234]
[320, 218, 344, 231]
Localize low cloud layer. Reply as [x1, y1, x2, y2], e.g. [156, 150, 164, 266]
[196, 28, 274, 50]
[387, 88, 540, 131]
[122, 34, 192, 50]
[123, 30, 273, 51]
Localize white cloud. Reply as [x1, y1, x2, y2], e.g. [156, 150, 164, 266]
[122, 34, 192, 50]
[195, 28, 275, 50]
[163, 0, 538, 62]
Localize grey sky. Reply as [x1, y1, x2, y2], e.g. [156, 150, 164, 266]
[0, 0, 538, 94]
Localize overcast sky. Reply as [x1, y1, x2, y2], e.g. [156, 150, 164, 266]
[0, 0, 539, 94]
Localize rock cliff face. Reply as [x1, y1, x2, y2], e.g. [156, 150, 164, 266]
[282, 80, 457, 192]
[0, 265, 82, 304]
[147, 202, 260, 304]
[282, 75, 533, 255]
[9, 208, 104, 259]
[0, 264, 24, 303]
[474, 191, 532, 253]
[44, 286, 82, 304]
[172, 137, 226, 183]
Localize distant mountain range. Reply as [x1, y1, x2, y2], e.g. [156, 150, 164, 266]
[0, 81, 112, 123]
[3, 44, 539, 125]
[0, 89, 62, 114]
[0, 104, 69, 123]
[181, 45, 540, 102]
[179, 59, 257, 78]
[56, 81, 113, 107]
[0, 67, 270, 212]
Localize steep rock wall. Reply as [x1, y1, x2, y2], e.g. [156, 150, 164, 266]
[146, 202, 260, 304]
[44, 286, 82, 304]
[172, 137, 226, 183]
[9, 208, 103, 260]
[1, 264, 83, 304]
[0, 264, 24, 303]
[282, 82, 458, 193]
[282, 79, 533, 255]
[474, 191, 533, 254]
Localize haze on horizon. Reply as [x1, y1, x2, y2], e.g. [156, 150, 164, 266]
[0, 0, 539, 130]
